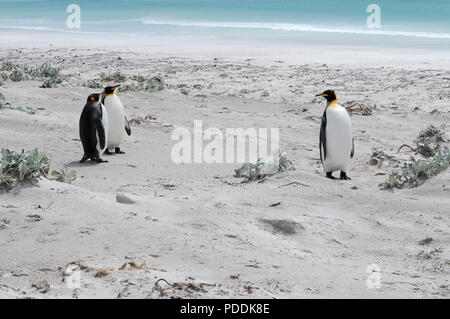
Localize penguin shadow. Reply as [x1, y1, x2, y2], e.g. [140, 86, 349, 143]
[66, 160, 108, 168]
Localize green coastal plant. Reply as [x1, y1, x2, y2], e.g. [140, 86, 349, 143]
[10, 69, 25, 82]
[0, 148, 50, 189]
[0, 61, 64, 87]
[380, 126, 449, 190]
[85, 79, 103, 89]
[234, 150, 295, 182]
[121, 75, 166, 92]
[51, 167, 77, 184]
[0, 92, 8, 107]
[380, 147, 450, 189]
[100, 71, 127, 82]
[0, 92, 36, 114]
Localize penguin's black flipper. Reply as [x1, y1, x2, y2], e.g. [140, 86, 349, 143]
[95, 117, 106, 150]
[124, 116, 131, 136]
[350, 137, 355, 158]
[319, 109, 327, 163]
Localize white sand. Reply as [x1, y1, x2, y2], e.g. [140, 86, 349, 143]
[0, 32, 449, 298]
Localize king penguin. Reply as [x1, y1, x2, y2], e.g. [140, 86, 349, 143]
[316, 90, 354, 180]
[79, 93, 109, 163]
[101, 85, 131, 154]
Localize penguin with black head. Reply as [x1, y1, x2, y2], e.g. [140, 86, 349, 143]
[101, 85, 131, 155]
[79, 93, 109, 163]
[316, 90, 354, 180]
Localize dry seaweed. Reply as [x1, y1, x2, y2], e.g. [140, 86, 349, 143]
[0, 148, 50, 189]
[128, 114, 156, 125]
[397, 125, 446, 157]
[150, 278, 215, 298]
[342, 101, 374, 116]
[368, 148, 395, 167]
[414, 125, 446, 157]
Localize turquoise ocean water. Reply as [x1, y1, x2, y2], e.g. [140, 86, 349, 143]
[1, 0, 450, 49]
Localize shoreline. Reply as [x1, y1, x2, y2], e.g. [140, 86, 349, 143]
[1, 31, 450, 76]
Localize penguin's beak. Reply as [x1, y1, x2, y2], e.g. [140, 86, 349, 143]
[316, 93, 328, 97]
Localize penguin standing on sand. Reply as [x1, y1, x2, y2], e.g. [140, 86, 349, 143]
[101, 85, 131, 154]
[316, 90, 354, 180]
[79, 93, 109, 163]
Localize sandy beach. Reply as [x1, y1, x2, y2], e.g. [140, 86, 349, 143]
[0, 32, 449, 298]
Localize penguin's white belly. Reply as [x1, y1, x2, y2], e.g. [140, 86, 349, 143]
[97, 104, 108, 154]
[104, 95, 125, 149]
[323, 106, 352, 172]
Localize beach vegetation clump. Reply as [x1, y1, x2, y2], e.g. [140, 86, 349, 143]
[1, 61, 16, 72]
[0, 92, 8, 107]
[0, 92, 36, 114]
[85, 79, 103, 89]
[27, 63, 61, 79]
[144, 76, 166, 91]
[51, 167, 76, 184]
[234, 150, 295, 182]
[380, 148, 450, 189]
[40, 78, 58, 88]
[0, 72, 8, 81]
[130, 74, 146, 82]
[0, 148, 50, 189]
[121, 75, 166, 92]
[10, 69, 26, 82]
[0, 61, 64, 86]
[100, 71, 127, 82]
[380, 126, 449, 190]
[13, 106, 36, 115]
[30, 64, 64, 88]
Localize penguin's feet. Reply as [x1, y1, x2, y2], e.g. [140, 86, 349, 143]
[340, 172, 351, 180]
[95, 158, 108, 163]
[104, 149, 113, 155]
[115, 147, 125, 154]
[326, 172, 336, 180]
[80, 155, 88, 163]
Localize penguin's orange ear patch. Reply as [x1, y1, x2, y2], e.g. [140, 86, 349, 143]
[90, 96, 95, 101]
